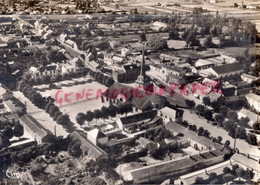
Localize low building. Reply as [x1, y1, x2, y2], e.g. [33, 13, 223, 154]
[136, 137, 154, 148]
[237, 108, 259, 127]
[3, 100, 23, 114]
[241, 73, 259, 84]
[69, 131, 108, 160]
[123, 149, 226, 184]
[194, 59, 215, 70]
[246, 93, 260, 112]
[0, 84, 13, 101]
[117, 110, 159, 130]
[152, 21, 168, 31]
[29, 64, 62, 79]
[206, 63, 243, 79]
[19, 115, 53, 145]
[158, 106, 183, 123]
[87, 128, 108, 146]
[112, 64, 140, 83]
[231, 153, 260, 183]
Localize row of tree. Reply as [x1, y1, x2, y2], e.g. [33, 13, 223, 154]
[76, 103, 133, 125]
[88, 69, 114, 87]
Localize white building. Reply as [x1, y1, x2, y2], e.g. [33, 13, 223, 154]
[237, 108, 259, 127]
[87, 128, 108, 146]
[241, 73, 259, 84]
[246, 93, 260, 112]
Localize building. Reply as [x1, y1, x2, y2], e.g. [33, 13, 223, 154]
[3, 100, 23, 114]
[64, 39, 78, 51]
[159, 53, 179, 62]
[69, 131, 108, 160]
[0, 84, 13, 101]
[117, 110, 159, 131]
[231, 153, 260, 183]
[113, 64, 140, 83]
[206, 63, 243, 79]
[19, 115, 53, 145]
[158, 106, 183, 123]
[152, 21, 168, 31]
[246, 93, 260, 112]
[123, 149, 226, 184]
[237, 108, 259, 127]
[29, 64, 62, 79]
[87, 128, 108, 146]
[241, 73, 259, 84]
[194, 59, 215, 71]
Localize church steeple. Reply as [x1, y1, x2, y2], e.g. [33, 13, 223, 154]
[140, 44, 145, 76]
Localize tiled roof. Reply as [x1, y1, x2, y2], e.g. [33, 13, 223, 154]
[120, 110, 157, 125]
[19, 115, 50, 139]
[211, 63, 242, 75]
[70, 131, 107, 159]
[231, 153, 260, 172]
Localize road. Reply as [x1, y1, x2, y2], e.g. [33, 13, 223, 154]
[181, 108, 260, 157]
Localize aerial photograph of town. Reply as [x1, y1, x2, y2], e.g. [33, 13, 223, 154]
[0, 0, 259, 185]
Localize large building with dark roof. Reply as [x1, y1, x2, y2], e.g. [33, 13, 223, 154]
[207, 63, 243, 79]
[112, 64, 140, 83]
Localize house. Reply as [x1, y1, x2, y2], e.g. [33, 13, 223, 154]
[159, 53, 179, 62]
[231, 153, 260, 183]
[0, 84, 13, 101]
[29, 64, 62, 79]
[69, 131, 108, 160]
[194, 59, 215, 71]
[237, 108, 259, 127]
[117, 110, 159, 131]
[87, 128, 108, 146]
[206, 63, 243, 79]
[64, 39, 78, 51]
[136, 137, 154, 148]
[112, 64, 140, 83]
[158, 106, 183, 123]
[162, 65, 185, 77]
[19, 115, 53, 145]
[246, 93, 260, 112]
[241, 73, 259, 84]
[152, 21, 168, 31]
[85, 60, 99, 71]
[121, 47, 131, 58]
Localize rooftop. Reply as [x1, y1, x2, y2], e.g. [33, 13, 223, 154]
[211, 63, 242, 75]
[231, 153, 260, 173]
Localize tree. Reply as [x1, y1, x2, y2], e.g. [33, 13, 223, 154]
[108, 105, 118, 117]
[196, 105, 205, 117]
[69, 142, 82, 157]
[93, 109, 102, 121]
[202, 97, 211, 106]
[235, 127, 247, 139]
[57, 114, 70, 125]
[45, 102, 54, 112]
[139, 32, 146, 42]
[42, 75, 51, 84]
[202, 129, 210, 138]
[223, 173, 234, 184]
[215, 114, 224, 127]
[227, 110, 238, 121]
[194, 177, 204, 184]
[185, 99, 195, 112]
[252, 122, 260, 131]
[147, 35, 168, 50]
[49, 105, 59, 117]
[204, 109, 213, 122]
[224, 140, 230, 147]
[76, 113, 86, 126]
[53, 111, 62, 121]
[13, 123, 24, 139]
[211, 101, 220, 112]
[2, 126, 13, 140]
[101, 106, 109, 119]
[247, 133, 257, 146]
[209, 172, 217, 180]
[236, 167, 245, 181]
[85, 111, 94, 122]
[223, 167, 232, 174]
[217, 136, 222, 143]
[203, 36, 214, 48]
[197, 127, 204, 136]
[209, 179, 219, 184]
